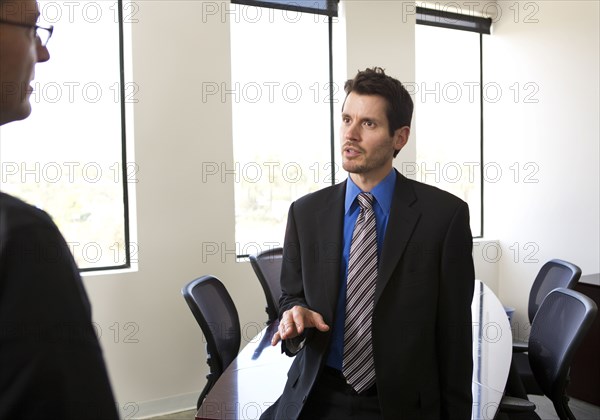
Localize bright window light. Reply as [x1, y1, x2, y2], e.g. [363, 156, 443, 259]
[415, 24, 483, 236]
[0, 0, 134, 270]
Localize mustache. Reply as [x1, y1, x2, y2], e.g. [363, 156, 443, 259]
[342, 142, 364, 153]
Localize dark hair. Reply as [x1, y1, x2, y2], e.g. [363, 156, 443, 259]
[344, 67, 414, 155]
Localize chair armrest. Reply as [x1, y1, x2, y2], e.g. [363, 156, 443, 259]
[499, 396, 536, 413]
[512, 339, 528, 353]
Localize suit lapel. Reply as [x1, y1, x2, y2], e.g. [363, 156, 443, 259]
[314, 181, 346, 321]
[375, 172, 421, 304]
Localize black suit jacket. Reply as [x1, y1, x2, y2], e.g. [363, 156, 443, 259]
[0, 192, 118, 420]
[263, 171, 474, 420]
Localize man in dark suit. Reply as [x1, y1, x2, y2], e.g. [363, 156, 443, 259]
[262, 67, 475, 419]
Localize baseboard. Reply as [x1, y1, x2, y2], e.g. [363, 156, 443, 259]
[124, 391, 198, 419]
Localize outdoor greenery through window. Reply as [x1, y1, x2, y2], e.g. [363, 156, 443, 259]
[0, 0, 134, 270]
[230, 3, 336, 254]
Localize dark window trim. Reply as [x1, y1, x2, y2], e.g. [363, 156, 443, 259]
[232, 0, 338, 17]
[80, 0, 131, 272]
[328, 15, 336, 185]
[416, 6, 491, 34]
[478, 33, 485, 239]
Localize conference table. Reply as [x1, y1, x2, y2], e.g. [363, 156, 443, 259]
[196, 280, 512, 420]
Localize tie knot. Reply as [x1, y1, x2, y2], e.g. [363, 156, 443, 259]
[357, 192, 374, 210]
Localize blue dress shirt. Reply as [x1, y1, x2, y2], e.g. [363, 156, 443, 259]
[325, 169, 397, 371]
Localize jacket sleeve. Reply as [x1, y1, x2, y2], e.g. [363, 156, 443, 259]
[278, 202, 314, 356]
[437, 201, 475, 419]
[0, 215, 119, 420]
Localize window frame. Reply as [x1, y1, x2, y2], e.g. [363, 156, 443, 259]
[79, 0, 133, 272]
[0, 0, 133, 272]
[229, 1, 338, 258]
[416, 7, 490, 238]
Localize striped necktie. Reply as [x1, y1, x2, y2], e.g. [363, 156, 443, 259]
[342, 192, 378, 393]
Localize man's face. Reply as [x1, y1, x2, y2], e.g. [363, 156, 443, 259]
[340, 92, 407, 183]
[0, 0, 49, 126]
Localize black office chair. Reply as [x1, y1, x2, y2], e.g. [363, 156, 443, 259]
[181, 275, 241, 409]
[512, 259, 581, 394]
[249, 247, 283, 323]
[498, 288, 597, 420]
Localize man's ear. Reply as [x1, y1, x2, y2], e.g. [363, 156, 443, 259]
[393, 126, 410, 156]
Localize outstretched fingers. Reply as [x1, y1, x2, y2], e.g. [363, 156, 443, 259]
[271, 306, 330, 346]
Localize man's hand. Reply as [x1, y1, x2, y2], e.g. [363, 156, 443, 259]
[271, 305, 330, 346]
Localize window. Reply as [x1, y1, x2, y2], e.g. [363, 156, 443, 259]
[415, 8, 491, 237]
[0, 0, 135, 270]
[230, 2, 337, 255]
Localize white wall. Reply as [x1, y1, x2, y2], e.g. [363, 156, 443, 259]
[484, 0, 600, 339]
[79, 0, 598, 416]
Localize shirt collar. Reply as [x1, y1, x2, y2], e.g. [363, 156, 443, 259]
[344, 169, 396, 215]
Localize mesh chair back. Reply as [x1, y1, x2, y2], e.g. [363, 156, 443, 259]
[528, 259, 581, 323]
[181, 276, 241, 407]
[528, 288, 597, 419]
[249, 247, 283, 322]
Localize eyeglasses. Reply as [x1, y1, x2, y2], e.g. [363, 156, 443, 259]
[0, 18, 54, 47]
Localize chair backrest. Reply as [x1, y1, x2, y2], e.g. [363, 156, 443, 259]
[249, 247, 283, 323]
[528, 259, 581, 323]
[181, 275, 241, 382]
[528, 288, 597, 420]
